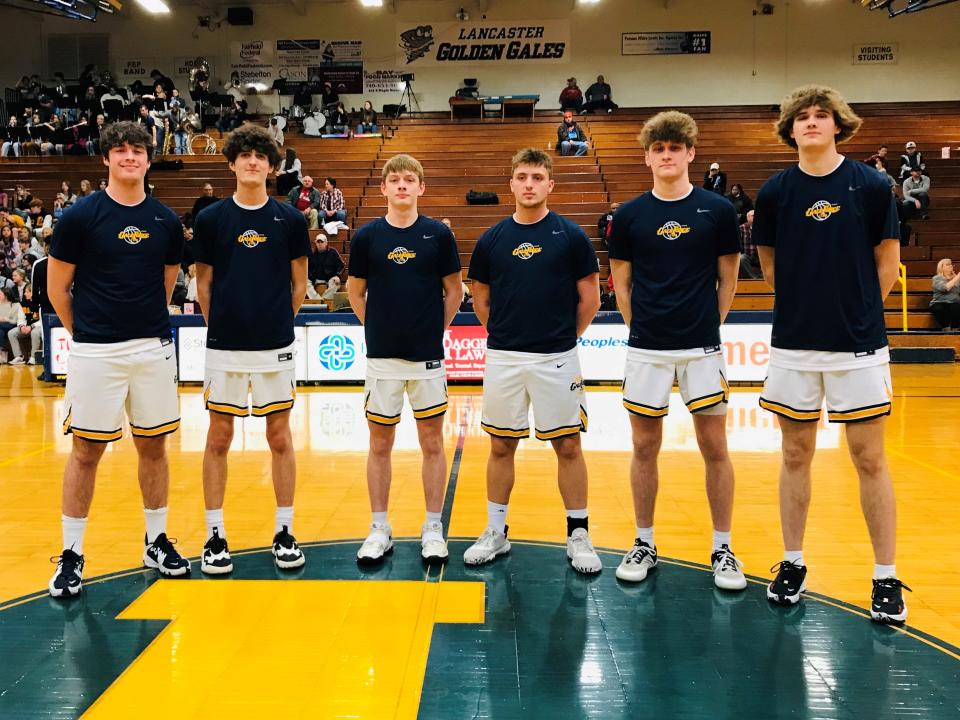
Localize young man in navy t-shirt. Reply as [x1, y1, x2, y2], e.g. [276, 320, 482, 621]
[607, 111, 744, 591]
[463, 148, 602, 574]
[347, 154, 462, 565]
[47, 121, 190, 598]
[193, 124, 310, 574]
[754, 85, 907, 623]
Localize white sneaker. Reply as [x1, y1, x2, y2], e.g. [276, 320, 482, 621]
[463, 526, 510, 566]
[615, 539, 658, 582]
[27, 357, 36, 365]
[566, 528, 602, 574]
[357, 521, 393, 565]
[421, 520, 448, 564]
[711, 545, 747, 591]
[9, 356, 24, 365]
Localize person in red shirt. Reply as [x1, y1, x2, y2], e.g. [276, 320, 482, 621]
[286, 175, 320, 229]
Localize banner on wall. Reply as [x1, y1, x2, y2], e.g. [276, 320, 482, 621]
[852, 42, 898, 64]
[307, 66, 363, 94]
[230, 40, 276, 87]
[397, 20, 570, 66]
[115, 58, 153, 83]
[276, 39, 363, 82]
[172, 56, 216, 81]
[364, 70, 405, 94]
[621, 31, 711, 56]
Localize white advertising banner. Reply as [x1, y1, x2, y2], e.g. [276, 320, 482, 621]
[397, 20, 570, 66]
[363, 70, 405, 94]
[115, 58, 154, 83]
[49, 327, 73, 375]
[305, 325, 368, 381]
[230, 40, 276, 87]
[177, 326, 308, 382]
[852, 42, 898, 65]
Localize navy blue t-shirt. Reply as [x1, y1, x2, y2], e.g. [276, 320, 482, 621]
[468, 211, 598, 353]
[753, 158, 899, 352]
[193, 197, 310, 350]
[607, 187, 741, 351]
[50, 192, 182, 343]
[348, 215, 461, 361]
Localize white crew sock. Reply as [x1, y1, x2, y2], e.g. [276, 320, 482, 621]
[144, 507, 168, 545]
[425, 510, 442, 526]
[62, 515, 88, 555]
[488, 501, 508, 535]
[874, 563, 897, 580]
[713, 530, 731, 551]
[205, 508, 225, 539]
[275, 506, 294, 535]
[636, 526, 654, 547]
[784, 550, 805, 567]
[372, 511, 388, 527]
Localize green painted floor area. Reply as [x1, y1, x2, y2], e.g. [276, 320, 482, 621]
[1, 541, 957, 719]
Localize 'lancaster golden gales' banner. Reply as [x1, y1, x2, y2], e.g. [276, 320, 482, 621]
[397, 20, 570, 66]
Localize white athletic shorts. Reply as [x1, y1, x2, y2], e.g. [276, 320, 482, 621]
[759, 348, 892, 424]
[481, 348, 587, 441]
[63, 338, 180, 443]
[364, 358, 448, 425]
[622, 347, 729, 418]
[204, 346, 297, 417]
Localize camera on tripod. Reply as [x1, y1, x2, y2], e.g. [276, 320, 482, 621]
[401, 73, 415, 83]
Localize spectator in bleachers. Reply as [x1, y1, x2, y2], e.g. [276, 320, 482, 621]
[702, 162, 727, 195]
[0, 226, 16, 272]
[191, 183, 219, 220]
[597, 201, 620, 249]
[58, 181, 77, 208]
[78, 179, 93, 199]
[355, 100, 379, 135]
[14, 185, 33, 214]
[179, 220, 194, 270]
[321, 81, 339, 111]
[9, 268, 27, 302]
[559, 77, 583, 113]
[79, 86, 102, 119]
[308, 234, 345, 299]
[899, 141, 925, 180]
[902, 167, 930, 220]
[739, 209, 762, 279]
[441, 217, 455, 238]
[275, 148, 302, 196]
[557, 111, 588, 156]
[97, 179, 107, 191]
[86, 114, 107, 156]
[318, 177, 348, 225]
[326, 102, 350, 135]
[726, 183, 754, 225]
[268, 117, 284, 147]
[0, 286, 23, 362]
[288, 175, 321, 229]
[865, 144, 889, 172]
[930, 258, 960, 330]
[582, 75, 618, 114]
[136, 103, 158, 152]
[2, 116, 21, 157]
[7, 282, 41, 365]
[26, 201, 51, 238]
[17, 232, 45, 261]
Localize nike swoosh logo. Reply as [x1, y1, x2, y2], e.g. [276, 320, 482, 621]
[552, 230, 564, 235]
[696, 209, 710, 213]
[849, 186, 861, 191]
[274, 216, 283, 221]
[154, 216, 164, 221]
[423, 234, 434, 239]
[556, 362, 566, 368]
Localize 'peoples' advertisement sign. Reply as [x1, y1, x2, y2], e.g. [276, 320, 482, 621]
[397, 20, 570, 66]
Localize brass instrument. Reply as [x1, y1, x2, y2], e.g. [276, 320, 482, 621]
[189, 133, 217, 155]
[162, 122, 174, 156]
[188, 57, 210, 93]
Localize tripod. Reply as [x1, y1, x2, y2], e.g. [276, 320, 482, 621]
[396, 80, 421, 118]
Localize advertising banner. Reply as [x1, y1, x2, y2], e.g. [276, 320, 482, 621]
[230, 40, 276, 87]
[621, 31, 711, 56]
[305, 325, 368, 381]
[443, 325, 488, 379]
[278, 39, 363, 83]
[364, 70, 405, 94]
[397, 20, 570, 66]
[178, 326, 308, 382]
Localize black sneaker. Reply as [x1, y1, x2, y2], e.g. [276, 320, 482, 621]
[49, 549, 85, 598]
[273, 526, 305, 570]
[767, 560, 807, 605]
[201, 528, 233, 575]
[143, 533, 191, 577]
[871, 577, 911, 625]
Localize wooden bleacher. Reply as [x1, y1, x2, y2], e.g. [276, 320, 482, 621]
[3, 102, 960, 345]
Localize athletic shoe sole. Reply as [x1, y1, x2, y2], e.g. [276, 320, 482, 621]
[201, 562, 234, 576]
[615, 562, 656, 583]
[357, 540, 394, 566]
[143, 553, 191, 577]
[463, 541, 511, 566]
[48, 581, 82, 598]
[274, 553, 306, 570]
[766, 581, 806, 605]
[871, 608, 907, 625]
[568, 553, 602, 575]
[714, 574, 748, 591]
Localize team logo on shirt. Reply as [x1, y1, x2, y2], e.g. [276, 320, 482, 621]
[655, 221, 691, 241]
[805, 200, 842, 221]
[237, 230, 268, 248]
[388, 247, 417, 264]
[512, 243, 542, 260]
[118, 226, 150, 245]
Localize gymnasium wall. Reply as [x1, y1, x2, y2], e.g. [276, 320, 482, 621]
[2, 0, 959, 111]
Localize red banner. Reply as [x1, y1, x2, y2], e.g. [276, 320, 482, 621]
[443, 325, 487, 379]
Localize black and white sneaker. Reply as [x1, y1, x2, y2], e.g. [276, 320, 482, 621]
[49, 549, 84, 598]
[144, 533, 191, 577]
[767, 560, 807, 605]
[871, 577, 911, 625]
[201, 528, 233, 575]
[615, 539, 658, 582]
[272, 526, 306, 570]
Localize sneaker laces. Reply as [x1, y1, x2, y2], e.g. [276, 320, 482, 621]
[624, 541, 654, 565]
[873, 577, 912, 594]
[205, 530, 228, 553]
[569, 530, 595, 555]
[150, 533, 180, 556]
[769, 560, 804, 574]
[274, 526, 297, 547]
[714, 546, 742, 573]
[50, 549, 82, 571]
